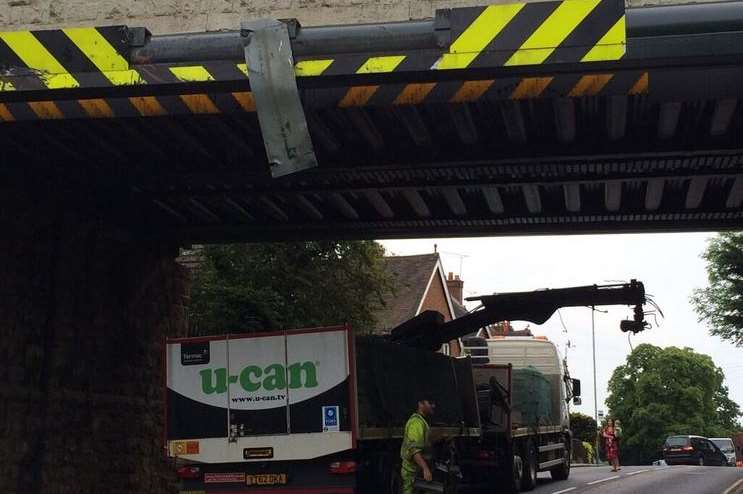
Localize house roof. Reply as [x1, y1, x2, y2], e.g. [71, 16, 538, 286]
[373, 253, 442, 332]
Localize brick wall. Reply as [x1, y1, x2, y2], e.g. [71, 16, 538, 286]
[0, 184, 189, 494]
[0, 0, 719, 34]
[420, 271, 462, 356]
[420, 273, 453, 322]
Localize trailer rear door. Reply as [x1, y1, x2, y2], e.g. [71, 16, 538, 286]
[165, 326, 356, 464]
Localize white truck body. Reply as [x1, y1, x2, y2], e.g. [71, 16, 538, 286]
[165, 326, 355, 464]
[484, 337, 571, 433]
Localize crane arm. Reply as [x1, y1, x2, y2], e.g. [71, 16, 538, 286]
[389, 280, 647, 351]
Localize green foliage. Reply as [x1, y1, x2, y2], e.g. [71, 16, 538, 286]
[189, 241, 392, 334]
[570, 412, 598, 444]
[606, 344, 742, 465]
[692, 232, 743, 347]
[581, 441, 595, 464]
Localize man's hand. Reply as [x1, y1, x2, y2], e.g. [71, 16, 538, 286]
[413, 452, 433, 482]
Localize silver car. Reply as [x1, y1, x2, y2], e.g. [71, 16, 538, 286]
[710, 438, 737, 466]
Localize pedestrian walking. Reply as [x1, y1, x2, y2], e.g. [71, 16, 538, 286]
[602, 418, 621, 472]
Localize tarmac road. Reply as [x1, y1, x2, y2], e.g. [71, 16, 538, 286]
[531, 464, 743, 494]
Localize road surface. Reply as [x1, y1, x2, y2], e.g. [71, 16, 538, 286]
[532, 465, 743, 494]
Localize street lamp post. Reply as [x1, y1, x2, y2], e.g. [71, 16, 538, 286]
[592, 306, 600, 465]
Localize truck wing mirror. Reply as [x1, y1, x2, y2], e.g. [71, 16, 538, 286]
[572, 378, 582, 397]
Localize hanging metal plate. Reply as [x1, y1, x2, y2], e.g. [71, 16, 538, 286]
[242, 18, 318, 178]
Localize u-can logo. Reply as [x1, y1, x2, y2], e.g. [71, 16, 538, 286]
[199, 362, 318, 394]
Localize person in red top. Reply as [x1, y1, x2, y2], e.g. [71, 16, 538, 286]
[602, 419, 621, 472]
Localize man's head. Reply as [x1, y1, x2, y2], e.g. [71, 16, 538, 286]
[416, 394, 436, 418]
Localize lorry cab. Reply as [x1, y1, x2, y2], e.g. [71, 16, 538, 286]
[462, 335, 580, 492]
[482, 336, 577, 431]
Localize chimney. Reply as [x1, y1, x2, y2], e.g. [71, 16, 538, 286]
[447, 271, 464, 305]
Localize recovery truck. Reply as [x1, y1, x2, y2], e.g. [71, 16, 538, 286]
[165, 281, 648, 493]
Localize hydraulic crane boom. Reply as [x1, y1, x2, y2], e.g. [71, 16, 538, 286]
[390, 280, 647, 351]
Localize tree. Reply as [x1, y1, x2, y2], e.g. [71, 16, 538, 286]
[606, 344, 742, 465]
[692, 232, 743, 347]
[570, 412, 598, 444]
[189, 241, 392, 334]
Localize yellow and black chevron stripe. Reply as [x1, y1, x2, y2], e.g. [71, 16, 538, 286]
[0, 26, 138, 90]
[0, 0, 631, 122]
[433, 0, 625, 70]
[0, 0, 624, 93]
[0, 70, 649, 123]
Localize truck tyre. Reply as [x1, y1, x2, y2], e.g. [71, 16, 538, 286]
[496, 455, 522, 494]
[550, 439, 571, 481]
[520, 440, 538, 491]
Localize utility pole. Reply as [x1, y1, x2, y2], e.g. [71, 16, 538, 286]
[592, 306, 600, 465]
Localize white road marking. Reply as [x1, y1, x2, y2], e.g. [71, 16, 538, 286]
[626, 469, 650, 476]
[723, 478, 743, 494]
[549, 488, 576, 494]
[587, 475, 620, 485]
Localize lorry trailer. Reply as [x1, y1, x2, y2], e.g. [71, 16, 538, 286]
[166, 281, 648, 493]
[166, 327, 480, 493]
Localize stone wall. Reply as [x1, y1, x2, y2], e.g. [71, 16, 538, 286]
[0, 183, 189, 494]
[0, 0, 716, 34]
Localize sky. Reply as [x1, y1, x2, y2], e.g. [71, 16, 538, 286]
[381, 233, 743, 420]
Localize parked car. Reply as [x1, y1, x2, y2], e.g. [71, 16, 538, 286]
[710, 438, 737, 466]
[663, 435, 729, 466]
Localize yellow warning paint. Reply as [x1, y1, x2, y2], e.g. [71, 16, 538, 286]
[0, 31, 79, 89]
[394, 83, 437, 105]
[451, 80, 495, 103]
[568, 74, 613, 97]
[78, 98, 114, 118]
[169, 66, 214, 82]
[28, 101, 64, 119]
[295, 59, 334, 76]
[629, 72, 649, 95]
[232, 92, 256, 112]
[505, 0, 601, 66]
[63, 27, 144, 86]
[129, 96, 167, 116]
[511, 77, 554, 99]
[179, 94, 220, 114]
[356, 56, 406, 74]
[236, 59, 335, 77]
[435, 4, 525, 70]
[238, 59, 334, 78]
[339, 56, 406, 107]
[339, 86, 380, 108]
[0, 103, 14, 122]
[581, 16, 626, 62]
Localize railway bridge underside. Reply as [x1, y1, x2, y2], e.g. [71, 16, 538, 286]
[3, 1, 743, 241]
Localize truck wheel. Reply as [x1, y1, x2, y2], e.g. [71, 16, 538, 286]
[496, 455, 522, 494]
[520, 440, 538, 491]
[550, 440, 571, 481]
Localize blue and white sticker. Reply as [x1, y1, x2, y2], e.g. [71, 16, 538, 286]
[322, 406, 340, 432]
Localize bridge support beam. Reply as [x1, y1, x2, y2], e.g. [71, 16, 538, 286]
[0, 185, 188, 494]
